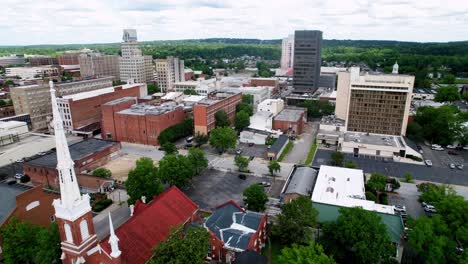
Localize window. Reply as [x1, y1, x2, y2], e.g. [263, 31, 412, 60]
[64, 224, 73, 243]
[80, 220, 90, 241]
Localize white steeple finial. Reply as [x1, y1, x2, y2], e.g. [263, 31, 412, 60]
[392, 61, 399, 74]
[51, 80, 91, 221]
[108, 212, 121, 258]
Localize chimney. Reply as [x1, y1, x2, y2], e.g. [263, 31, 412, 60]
[141, 196, 146, 204]
[129, 204, 134, 216]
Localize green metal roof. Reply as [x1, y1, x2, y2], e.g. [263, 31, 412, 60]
[313, 202, 404, 243]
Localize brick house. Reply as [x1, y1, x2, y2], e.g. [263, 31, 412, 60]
[273, 107, 307, 135]
[204, 200, 267, 263]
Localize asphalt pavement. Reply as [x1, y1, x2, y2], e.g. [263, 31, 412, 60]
[313, 149, 468, 186]
[284, 122, 318, 163]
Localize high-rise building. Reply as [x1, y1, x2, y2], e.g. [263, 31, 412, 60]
[57, 54, 79, 65]
[280, 34, 294, 71]
[10, 77, 113, 130]
[335, 67, 414, 136]
[79, 53, 120, 81]
[119, 29, 153, 84]
[154, 56, 184, 92]
[0, 54, 25, 67]
[292, 30, 322, 93]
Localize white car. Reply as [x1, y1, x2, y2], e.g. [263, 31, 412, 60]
[432, 144, 441, 148]
[447, 145, 456, 149]
[432, 147, 444, 151]
[425, 160, 433, 167]
[394, 205, 406, 212]
[14, 173, 24, 179]
[450, 163, 456, 169]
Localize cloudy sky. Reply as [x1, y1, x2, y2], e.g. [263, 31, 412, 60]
[1, 0, 467, 45]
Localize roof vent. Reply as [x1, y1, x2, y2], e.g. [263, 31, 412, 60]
[326, 187, 334, 193]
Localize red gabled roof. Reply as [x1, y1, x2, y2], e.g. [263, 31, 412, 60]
[100, 186, 198, 264]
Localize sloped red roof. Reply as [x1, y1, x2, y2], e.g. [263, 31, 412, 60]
[100, 186, 198, 264]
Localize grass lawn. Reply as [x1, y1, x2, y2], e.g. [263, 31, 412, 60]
[261, 239, 283, 264]
[304, 140, 318, 165]
[277, 141, 294, 162]
[455, 78, 468, 84]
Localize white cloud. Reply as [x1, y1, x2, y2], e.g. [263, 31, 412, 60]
[0, 0, 467, 45]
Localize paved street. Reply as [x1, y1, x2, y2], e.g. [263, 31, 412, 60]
[284, 122, 318, 163]
[388, 183, 425, 219]
[313, 149, 468, 186]
[93, 206, 131, 239]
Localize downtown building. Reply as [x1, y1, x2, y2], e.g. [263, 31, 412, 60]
[79, 53, 120, 81]
[280, 34, 294, 71]
[10, 77, 113, 130]
[292, 30, 323, 93]
[154, 56, 184, 92]
[119, 29, 153, 84]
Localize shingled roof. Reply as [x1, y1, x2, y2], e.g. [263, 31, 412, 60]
[100, 186, 199, 264]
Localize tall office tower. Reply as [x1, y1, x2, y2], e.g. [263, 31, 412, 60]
[280, 35, 294, 71]
[292, 30, 322, 93]
[154, 56, 185, 92]
[119, 29, 154, 84]
[79, 53, 121, 81]
[335, 67, 414, 136]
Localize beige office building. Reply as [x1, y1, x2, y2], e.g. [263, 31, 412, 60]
[154, 56, 184, 92]
[336, 66, 414, 136]
[10, 77, 113, 130]
[79, 53, 120, 81]
[119, 29, 154, 84]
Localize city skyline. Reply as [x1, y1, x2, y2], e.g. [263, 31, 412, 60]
[1, 0, 468, 45]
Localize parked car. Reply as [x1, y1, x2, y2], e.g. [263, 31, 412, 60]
[238, 174, 246, 180]
[257, 181, 271, 187]
[14, 173, 24, 179]
[15, 158, 24, 163]
[432, 147, 444, 151]
[450, 163, 456, 169]
[431, 144, 441, 148]
[448, 150, 459, 155]
[235, 149, 242, 155]
[447, 145, 456, 149]
[421, 202, 429, 207]
[248, 143, 254, 147]
[424, 204, 437, 213]
[394, 205, 406, 213]
[457, 164, 464, 170]
[464, 146, 468, 150]
[184, 143, 193, 149]
[425, 160, 433, 167]
[38, 152, 46, 156]
[398, 212, 408, 218]
[7, 180, 16, 185]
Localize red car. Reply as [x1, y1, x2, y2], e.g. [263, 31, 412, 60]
[448, 150, 459, 155]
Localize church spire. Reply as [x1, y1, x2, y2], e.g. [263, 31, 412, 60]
[49, 80, 81, 208]
[108, 212, 121, 258]
[392, 61, 399, 74]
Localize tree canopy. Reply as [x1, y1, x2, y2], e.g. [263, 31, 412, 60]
[268, 160, 281, 176]
[92, 167, 112, 178]
[215, 110, 231, 128]
[158, 154, 194, 188]
[160, 142, 178, 155]
[299, 100, 335, 119]
[234, 155, 250, 172]
[157, 118, 193, 145]
[278, 243, 336, 264]
[322, 207, 393, 264]
[209, 127, 237, 153]
[150, 226, 210, 264]
[125, 157, 163, 205]
[187, 147, 208, 175]
[434, 85, 461, 102]
[273, 196, 318, 245]
[234, 110, 250, 131]
[330, 151, 344, 167]
[243, 184, 268, 212]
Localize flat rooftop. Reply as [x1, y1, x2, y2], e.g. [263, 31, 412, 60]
[197, 91, 241, 106]
[413, 88, 437, 94]
[312, 165, 394, 214]
[274, 108, 305, 122]
[104, 97, 137, 106]
[320, 115, 345, 126]
[26, 138, 118, 168]
[61, 83, 142, 101]
[0, 183, 31, 225]
[343, 132, 404, 148]
[118, 103, 180, 116]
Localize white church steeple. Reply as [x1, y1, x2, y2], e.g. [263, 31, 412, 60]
[50, 80, 91, 220]
[392, 61, 399, 74]
[108, 212, 121, 258]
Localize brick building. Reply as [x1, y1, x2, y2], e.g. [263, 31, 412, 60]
[58, 54, 79, 65]
[248, 77, 280, 94]
[193, 91, 242, 135]
[56, 83, 147, 135]
[204, 200, 267, 263]
[0, 105, 15, 118]
[23, 138, 121, 188]
[272, 107, 307, 135]
[29, 56, 58, 66]
[102, 100, 187, 145]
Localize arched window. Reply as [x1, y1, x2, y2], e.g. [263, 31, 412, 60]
[64, 224, 73, 243]
[80, 220, 90, 241]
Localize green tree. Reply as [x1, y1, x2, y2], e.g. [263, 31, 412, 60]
[194, 132, 209, 145]
[187, 147, 208, 175]
[112, 80, 126, 86]
[3, 80, 14, 86]
[322, 207, 393, 264]
[435, 85, 461, 102]
[157, 118, 194, 144]
[92, 167, 112, 178]
[0, 217, 61, 264]
[160, 142, 178, 155]
[209, 127, 237, 153]
[268, 160, 281, 176]
[442, 73, 456, 84]
[344, 160, 357, 168]
[125, 157, 163, 205]
[234, 155, 250, 172]
[158, 154, 194, 188]
[273, 196, 318, 245]
[278, 243, 336, 264]
[215, 110, 231, 128]
[366, 173, 388, 194]
[243, 184, 268, 211]
[406, 122, 425, 142]
[236, 103, 254, 116]
[183, 89, 198, 95]
[330, 151, 344, 166]
[234, 110, 250, 131]
[0, 100, 6, 106]
[242, 94, 254, 105]
[462, 91, 468, 101]
[403, 172, 414, 183]
[150, 226, 210, 264]
[147, 83, 161, 94]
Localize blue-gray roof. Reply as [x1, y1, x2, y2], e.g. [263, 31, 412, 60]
[0, 183, 30, 225]
[205, 202, 263, 251]
[270, 135, 289, 154]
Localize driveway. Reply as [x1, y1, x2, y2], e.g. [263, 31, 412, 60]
[388, 182, 425, 219]
[284, 122, 318, 163]
[313, 149, 468, 186]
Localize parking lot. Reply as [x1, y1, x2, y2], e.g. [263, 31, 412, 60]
[419, 144, 467, 168]
[313, 149, 468, 186]
[184, 169, 275, 210]
[231, 143, 268, 159]
[387, 182, 426, 219]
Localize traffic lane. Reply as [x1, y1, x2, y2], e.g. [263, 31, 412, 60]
[0, 162, 24, 179]
[313, 149, 468, 186]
